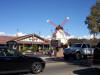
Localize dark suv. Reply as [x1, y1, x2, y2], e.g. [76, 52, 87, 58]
[0, 46, 45, 74]
[93, 42, 100, 68]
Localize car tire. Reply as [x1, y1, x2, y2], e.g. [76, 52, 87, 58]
[75, 52, 81, 60]
[31, 62, 42, 74]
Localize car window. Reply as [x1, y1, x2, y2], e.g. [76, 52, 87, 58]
[71, 44, 82, 47]
[1, 48, 17, 56]
[86, 44, 90, 48]
[82, 44, 87, 48]
[0, 50, 5, 56]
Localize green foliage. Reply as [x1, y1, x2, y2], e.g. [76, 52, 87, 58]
[8, 49, 15, 55]
[31, 44, 38, 52]
[42, 48, 47, 51]
[56, 47, 59, 52]
[52, 47, 59, 52]
[68, 38, 100, 48]
[85, 1, 100, 38]
[20, 44, 27, 53]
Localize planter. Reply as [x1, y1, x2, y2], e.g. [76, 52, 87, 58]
[55, 48, 64, 58]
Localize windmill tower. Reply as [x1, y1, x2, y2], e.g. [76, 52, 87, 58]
[47, 17, 70, 45]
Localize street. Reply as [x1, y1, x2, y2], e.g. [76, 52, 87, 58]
[15, 58, 100, 75]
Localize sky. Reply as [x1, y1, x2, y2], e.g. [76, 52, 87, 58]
[0, 0, 96, 38]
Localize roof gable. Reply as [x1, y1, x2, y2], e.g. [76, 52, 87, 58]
[0, 34, 50, 45]
[13, 33, 50, 43]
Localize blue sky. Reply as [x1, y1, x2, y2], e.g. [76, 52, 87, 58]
[0, 0, 96, 37]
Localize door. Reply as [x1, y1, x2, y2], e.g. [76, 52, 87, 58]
[4, 48, 31, 71]
[0, 48, 16, 73]
[0, 47, 32, 73]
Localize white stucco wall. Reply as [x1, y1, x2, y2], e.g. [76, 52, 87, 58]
[55, 30, 68, 44]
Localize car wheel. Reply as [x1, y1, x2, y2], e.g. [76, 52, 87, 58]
[31, 62, 42, 74]
[75, 52, 81, 60]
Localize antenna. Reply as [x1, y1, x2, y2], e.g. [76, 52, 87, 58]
[16, 28, 19, 37]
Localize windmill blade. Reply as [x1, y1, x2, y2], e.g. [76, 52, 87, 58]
[60, 17, 69, 27]
[64, 31, 70, 36]
[47, 19, 57, 27]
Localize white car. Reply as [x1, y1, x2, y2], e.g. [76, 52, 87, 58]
[63, 43, 94, 60]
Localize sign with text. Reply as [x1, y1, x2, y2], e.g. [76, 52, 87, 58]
[51, 40, 61, 47]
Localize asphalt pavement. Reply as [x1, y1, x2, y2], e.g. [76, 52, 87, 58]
[4, 55, 100, 75]
[23, 58, 100, 75]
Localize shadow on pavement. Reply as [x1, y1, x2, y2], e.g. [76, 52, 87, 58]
[46, 57, 92, 67]
[46, 57, 65, 63]
[73, 68, 100, 75]
[64, 58, 92, 67]
[1, 72, 28, 75]
[1, 74, 21, 75]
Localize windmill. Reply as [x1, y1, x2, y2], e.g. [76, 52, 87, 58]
[47, 17, 70, 45]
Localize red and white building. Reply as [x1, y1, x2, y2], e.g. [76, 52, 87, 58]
[0, 33, 50, 51]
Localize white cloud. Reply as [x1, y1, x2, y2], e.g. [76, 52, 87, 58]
[0, 32, 26, 37]
[1, 31, 100, 40]
[15, 32, 26, 36]
[41, 35, 52, 40]
[66, 35, 75, 39]
[0, 32, 6, 35]
[78, 35, 100, 39]
[46, 35, 52, 39]
[94, 35, 100, 39]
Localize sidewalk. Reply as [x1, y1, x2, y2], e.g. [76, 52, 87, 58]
[39, 55, 65, 63]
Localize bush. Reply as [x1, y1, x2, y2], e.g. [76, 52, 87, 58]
[20, 44, 27, 53]
[42, 48, 48, 52]
[31, 44, 38, 52]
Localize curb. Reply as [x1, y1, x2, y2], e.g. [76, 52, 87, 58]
[46, 62, 67, 66]
[41, 57, 65, 64]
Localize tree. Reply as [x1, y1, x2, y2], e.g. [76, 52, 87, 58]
[85, 1, 100, 38]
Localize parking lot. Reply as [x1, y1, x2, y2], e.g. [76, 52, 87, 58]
[9, 57, 100, 75]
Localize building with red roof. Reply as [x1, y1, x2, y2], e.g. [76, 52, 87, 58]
[0, 33, 50, 51]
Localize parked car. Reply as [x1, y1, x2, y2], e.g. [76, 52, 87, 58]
[63, 43, 94, 60]
[0, 46, 45, 74]
[92, 41, 100, 69]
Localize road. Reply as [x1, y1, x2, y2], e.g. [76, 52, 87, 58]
[20, 58, 100, 75]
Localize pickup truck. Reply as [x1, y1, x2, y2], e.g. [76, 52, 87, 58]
[63, 43, 94, 60]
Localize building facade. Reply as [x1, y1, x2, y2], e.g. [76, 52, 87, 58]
[0, 33, 50, 52]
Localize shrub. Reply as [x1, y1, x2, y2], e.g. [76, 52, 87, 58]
[20, 44, 27, 53]
[31, 44, 38, 52]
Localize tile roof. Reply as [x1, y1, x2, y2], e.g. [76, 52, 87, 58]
[0, 33, 50, 45]
[0, 36, 17, 44]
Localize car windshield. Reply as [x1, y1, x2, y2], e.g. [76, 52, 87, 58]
[71, 44, 82, 48]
